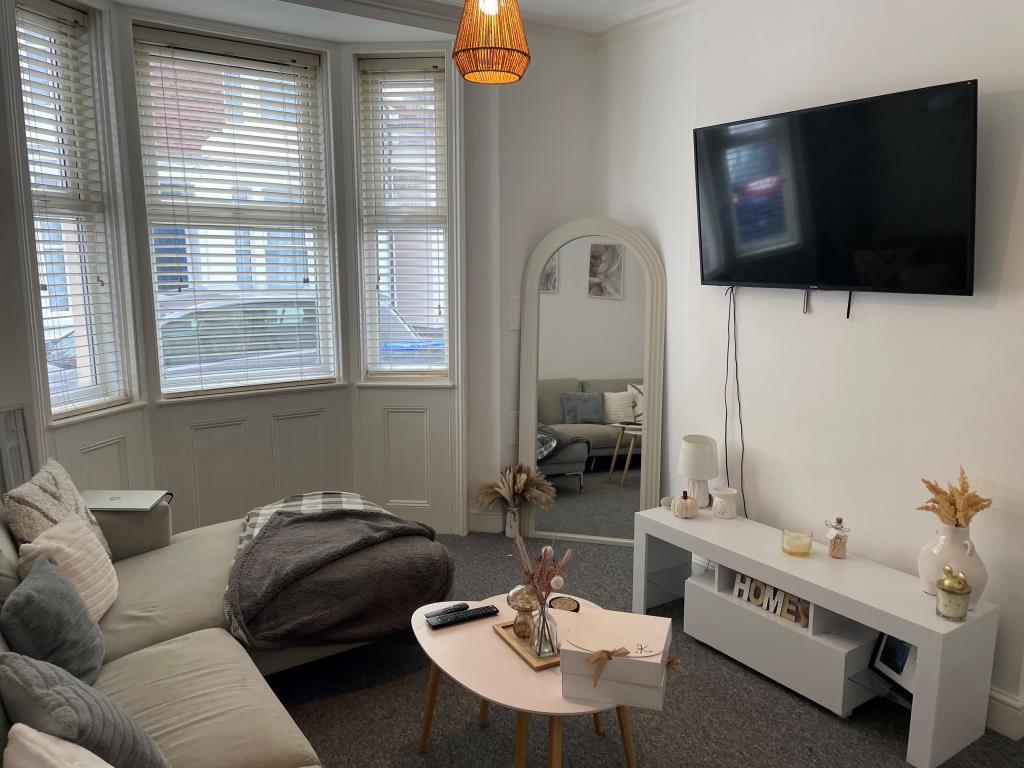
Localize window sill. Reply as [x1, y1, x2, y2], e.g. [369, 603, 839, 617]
[355, 379, 454, 390]
[154, 379, 350, 407]
[48, 400, 147, 430]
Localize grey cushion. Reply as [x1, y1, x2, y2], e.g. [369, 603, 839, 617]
[0, 653, 168, 768]
[537, 378, 581, 426]
[560, 392, 604, 424]
[1, 555, 104, 684]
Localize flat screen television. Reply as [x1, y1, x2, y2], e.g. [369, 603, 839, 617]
[694, 81, 977, 295]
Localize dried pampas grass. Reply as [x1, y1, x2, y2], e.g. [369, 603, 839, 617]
[918, 465, 992, 528]
[477, 464, 555, 512]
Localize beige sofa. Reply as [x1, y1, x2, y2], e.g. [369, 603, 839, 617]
[0, 506, 331, 768]
[537, 377, 643, 458]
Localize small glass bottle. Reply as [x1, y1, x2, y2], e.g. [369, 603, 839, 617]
[825, 517, 850, 559]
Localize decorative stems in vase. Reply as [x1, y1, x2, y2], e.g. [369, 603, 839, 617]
[477, 465, 556, 539]
[512, 536, 572, 658]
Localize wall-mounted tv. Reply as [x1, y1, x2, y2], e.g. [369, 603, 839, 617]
[694, 81, 977, 296]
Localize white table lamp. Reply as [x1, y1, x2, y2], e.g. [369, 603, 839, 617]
[677, 435, 718, 508]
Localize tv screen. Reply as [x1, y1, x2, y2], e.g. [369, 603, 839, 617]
[694, 81, 977, 295]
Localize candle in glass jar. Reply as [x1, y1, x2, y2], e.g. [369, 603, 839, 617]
[782, 528, 813, 556]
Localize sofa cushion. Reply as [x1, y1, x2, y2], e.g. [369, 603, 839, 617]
[537, 378, 580, 426]
[0, 653, 168, 768]
[19, 516, 118, 622]
[560, 392, 604, 424]
[603, 390, 636, 424]
[100, 520, 239, 663]
[1, 555, 105, 684]
[3, 460, 110, 555]
[96, 629, 320, 768]
[551, 423, 625, 451]
[5, 723, 115, 767]
[581, 377, 642, 395]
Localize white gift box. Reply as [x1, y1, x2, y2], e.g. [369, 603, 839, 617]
[560, 609, 672, 711]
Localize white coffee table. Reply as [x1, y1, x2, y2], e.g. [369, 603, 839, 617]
[412, 594, 638, 767]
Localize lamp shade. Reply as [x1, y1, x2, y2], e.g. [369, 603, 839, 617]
[453, 0, 531, 85]
[677, 435, 719, 480]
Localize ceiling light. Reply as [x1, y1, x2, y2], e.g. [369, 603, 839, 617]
[453, 0, 530, 85]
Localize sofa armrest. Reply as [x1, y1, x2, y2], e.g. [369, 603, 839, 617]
[93, 499, 172, 561]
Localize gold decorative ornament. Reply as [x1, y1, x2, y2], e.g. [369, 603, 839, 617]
[453, 0, 531, 85]
[935, 565, 971, 622]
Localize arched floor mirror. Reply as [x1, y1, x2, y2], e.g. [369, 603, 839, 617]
[519, 218, 666, 545]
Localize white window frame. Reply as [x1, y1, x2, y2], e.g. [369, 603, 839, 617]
[346, 45, 463, 386]
[2, 0, 137, 422]
[128, 22, 341, 400]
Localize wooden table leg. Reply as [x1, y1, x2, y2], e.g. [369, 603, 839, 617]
[608, 428, 625, 480]
[514, 711, 529, 768]
[621, 436, 636, 486]
[418, 663, 440, 754]
[479, 699, 490, 729]
[616, 706, 637, 768]
[593, 712, 605, 736]
[548, 716, 562, 768]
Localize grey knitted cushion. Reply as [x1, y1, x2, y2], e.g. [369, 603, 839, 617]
[561, 392, 605, 424]
[0, 554, 104, 684]
[0, 653, 168, 768]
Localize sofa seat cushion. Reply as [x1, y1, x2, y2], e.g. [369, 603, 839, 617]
[100, 520, 240, 663]
[550, 423, 633, 451]
[96, 629, 320, 768]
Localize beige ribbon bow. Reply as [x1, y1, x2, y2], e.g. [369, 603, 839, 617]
[666, 655, 685, 673]
[586, 647, 629, 686]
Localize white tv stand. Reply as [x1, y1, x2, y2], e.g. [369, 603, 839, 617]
[632, 507, 999, 768]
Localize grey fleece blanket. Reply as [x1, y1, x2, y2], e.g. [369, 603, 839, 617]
[225, 492, 454, 649]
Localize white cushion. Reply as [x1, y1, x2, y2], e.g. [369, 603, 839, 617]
[629, 383, 646, 423]
[4, 723, 114, 767]
[19, 516, 118, 622]
[603, 391, 636, 424]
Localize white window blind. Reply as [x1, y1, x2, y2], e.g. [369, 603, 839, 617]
[358, 58, 449, 375]
[15, 0, 128, 416]
[133, 29, 335, 396]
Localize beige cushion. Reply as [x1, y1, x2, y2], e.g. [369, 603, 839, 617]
[19, 517, 118, 622]
[4, 723, 114, 767]
[100, 519, 240, 663]
[96, 629, 321, 768]
[3, 460, 110, 556]
[603, 390, 636, 424]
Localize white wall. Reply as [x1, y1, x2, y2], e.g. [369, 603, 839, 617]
[538, 238, 645, 380]
[600, 0, 1024, 724]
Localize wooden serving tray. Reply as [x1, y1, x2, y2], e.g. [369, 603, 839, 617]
[493, 621, 560, 671]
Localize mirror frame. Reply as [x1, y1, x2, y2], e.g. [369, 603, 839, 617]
[518, 218, 667, 545]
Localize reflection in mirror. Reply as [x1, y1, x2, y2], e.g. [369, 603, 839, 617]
[533, 237, 647, 541]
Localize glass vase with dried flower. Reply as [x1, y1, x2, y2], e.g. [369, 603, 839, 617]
[478, 464, 556, 538]
[916, 465, 991, 608]
[512, 537, 572, 658]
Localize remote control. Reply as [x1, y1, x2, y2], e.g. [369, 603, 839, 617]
[426, 605, 499, 629]
[425, 602, 469, 619]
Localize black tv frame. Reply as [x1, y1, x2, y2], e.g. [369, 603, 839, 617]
[693, 80, 978, 296]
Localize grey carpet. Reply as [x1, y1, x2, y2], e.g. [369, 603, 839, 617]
[270, 533, 1022, 768]
[535, 469, 641, 539]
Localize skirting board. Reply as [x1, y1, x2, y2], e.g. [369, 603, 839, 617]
[688, 557, 1022, 741]
[468, 509, 503, 534]
[987, 687, 1024, 740]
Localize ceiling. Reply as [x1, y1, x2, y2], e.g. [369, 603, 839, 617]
[436, 0, 690, 33]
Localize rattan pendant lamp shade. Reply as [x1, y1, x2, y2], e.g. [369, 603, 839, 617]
[453, 0, 530, 84]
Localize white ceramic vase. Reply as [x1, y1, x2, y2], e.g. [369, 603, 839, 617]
[917, 524, 987, 609]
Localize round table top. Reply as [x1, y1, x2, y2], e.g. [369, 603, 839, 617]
[411, 594, 609, 716]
